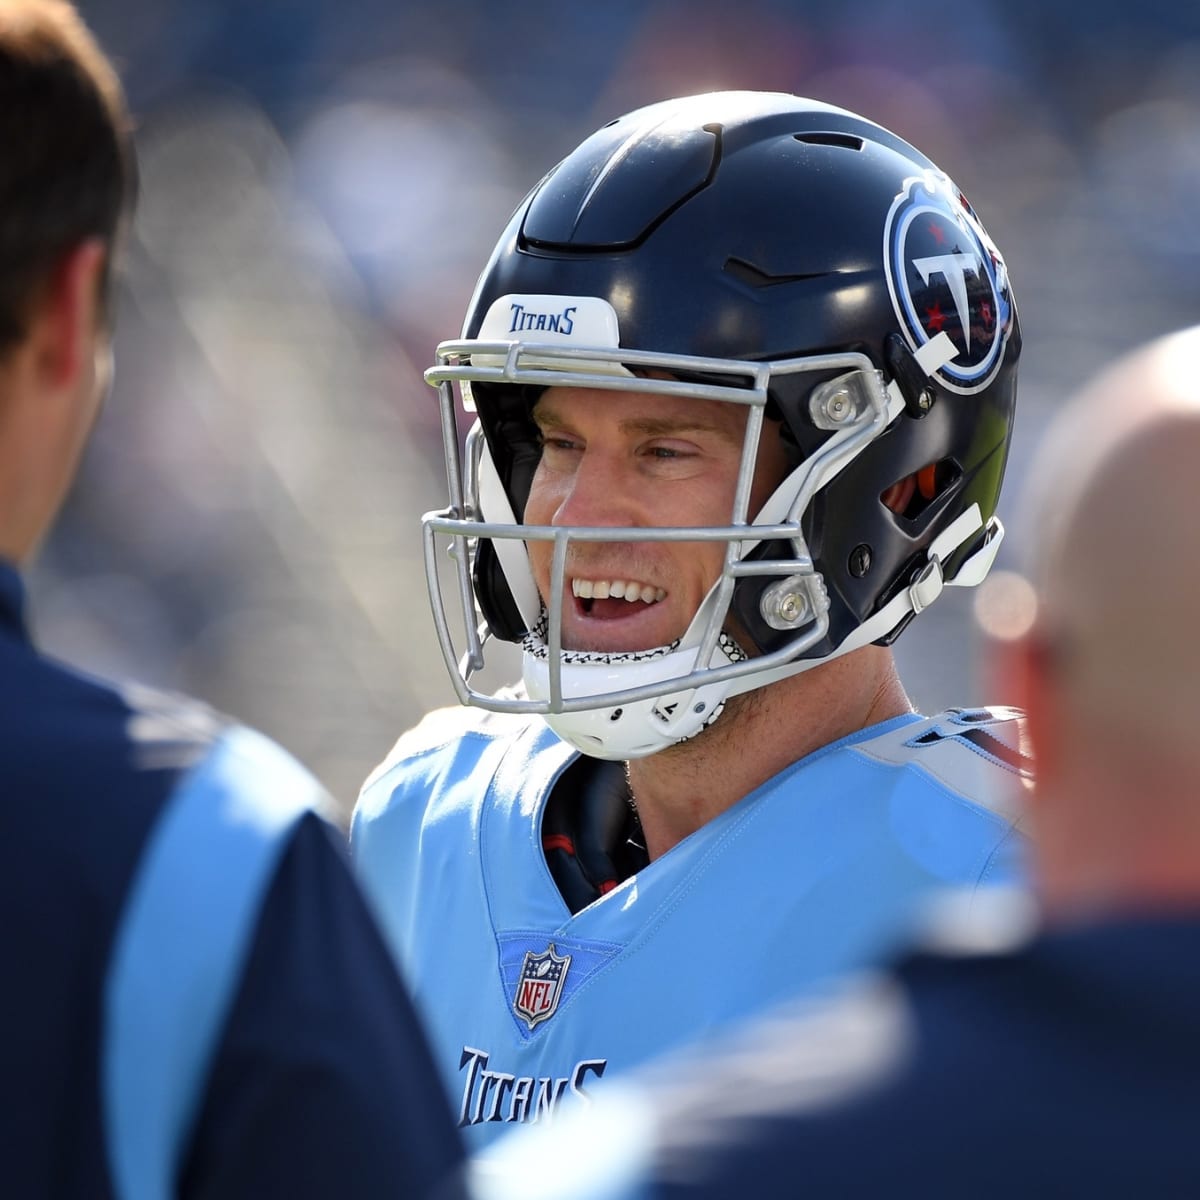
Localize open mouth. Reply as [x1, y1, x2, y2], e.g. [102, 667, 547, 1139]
[572, 577, 666, 619]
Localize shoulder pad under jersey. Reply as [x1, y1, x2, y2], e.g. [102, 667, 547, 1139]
[362, 684, 543, 790]
[851, 706, 1031, 822]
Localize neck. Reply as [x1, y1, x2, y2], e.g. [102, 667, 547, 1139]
[1036, 754, 1200, 924]
[627, 647, 912, 860]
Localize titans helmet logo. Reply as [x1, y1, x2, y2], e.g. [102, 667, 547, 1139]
[884, 171, 1014, 394]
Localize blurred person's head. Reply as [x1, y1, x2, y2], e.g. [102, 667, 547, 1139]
[1003, 325, 1200, 919]
[0, 0, 134, 563]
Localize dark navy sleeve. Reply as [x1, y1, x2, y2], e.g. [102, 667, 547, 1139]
[179, 812, 464, 1200]
[1, 561, 464, 1199]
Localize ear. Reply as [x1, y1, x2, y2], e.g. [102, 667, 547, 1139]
[994, 629, 1058, 799]
[31, 238, 108, 391]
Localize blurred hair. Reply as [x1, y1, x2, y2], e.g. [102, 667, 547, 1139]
[0, 0, 135, 355]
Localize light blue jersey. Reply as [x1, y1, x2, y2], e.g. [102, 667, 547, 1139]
[352, 705, 1028, 1150]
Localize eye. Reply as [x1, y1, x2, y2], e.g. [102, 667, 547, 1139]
[537, 430, 582, 453]
[642, 440, 697, 461]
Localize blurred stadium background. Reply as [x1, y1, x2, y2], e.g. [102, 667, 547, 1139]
[41, 0, 1200, 822]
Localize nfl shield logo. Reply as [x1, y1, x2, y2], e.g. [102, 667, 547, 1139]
[514, 943, 572, 1029]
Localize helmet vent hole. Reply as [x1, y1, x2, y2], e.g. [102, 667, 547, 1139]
[793, 132, 864, 151]
[880, 460, 961, 522]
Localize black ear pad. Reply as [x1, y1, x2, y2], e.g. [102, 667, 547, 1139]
[471, 384, 546, 643]
[473, 541, 528, 643]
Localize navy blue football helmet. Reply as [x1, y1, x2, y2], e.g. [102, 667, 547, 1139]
[423, 91, 1020, 758]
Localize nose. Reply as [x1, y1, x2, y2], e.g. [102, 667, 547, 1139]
[548, 449, 641, 529]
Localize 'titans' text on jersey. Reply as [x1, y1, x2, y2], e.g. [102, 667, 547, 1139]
[351, 704, 1029, 1149]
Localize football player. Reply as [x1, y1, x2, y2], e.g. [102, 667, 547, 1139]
[0, 2, 461, 1194]
[472, 325, 1200, 1200]
[353, 90, 1030, 1148]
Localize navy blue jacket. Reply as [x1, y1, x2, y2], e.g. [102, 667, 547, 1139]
[491, 909, 1200, 1200]
[664, 919, 1200, 1198]
[0, 562, 463, 1198]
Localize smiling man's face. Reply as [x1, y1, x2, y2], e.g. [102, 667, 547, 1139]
[522, 384, 790, 654]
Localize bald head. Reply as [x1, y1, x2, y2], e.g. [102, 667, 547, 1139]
[1023, 327, 1200, 758]
[1009, 327, 1200, 916]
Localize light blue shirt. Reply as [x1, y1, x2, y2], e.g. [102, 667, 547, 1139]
[353, 705, 1028, 1150]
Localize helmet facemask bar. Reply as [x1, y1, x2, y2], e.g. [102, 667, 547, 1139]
[422, 341, 904, 733]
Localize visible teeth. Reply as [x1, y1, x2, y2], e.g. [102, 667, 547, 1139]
[571, 578, 664, 605]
